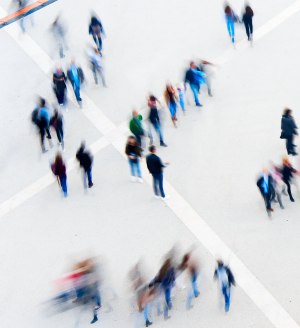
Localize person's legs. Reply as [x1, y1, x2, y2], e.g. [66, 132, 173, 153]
[206, 76, 212, 96]
[230, 21, 235, 42]
[276, 190, 284, 208]
[128, 158, 135, 177]
[190, 84, 200, 105]
[60, 175, 67, 196]
[192, 273, 199, 297]
[245, 22, 250, 40]
[152, 174, 159, 196]
[75, 85, 81, 101]
[92, 64, 98, 84]
[86, 168, 93, 187]
[83, 170, 88, 189]
[222, 285, 230, 311]
[226, 20, 232, 37]
[93, 35, 100, 49]
[164, 288, 171, 319]
[153, 121, 164, 144]
[158, 173, 165, 198]
[98, 67, 106, 87]
[40, 127, 46, 151]
[98, 36, 102, 51]
[135, 160, 142, 178]
[249, 20, 253, 36]
[284, 180, 294, 200]
[286, 135, 293, 154]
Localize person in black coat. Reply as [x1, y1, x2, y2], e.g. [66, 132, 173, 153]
[146, 145, 170, 200]
[257, 166, 274, 219]
[76, 142, 93, 188]
[89, 16, 105, 51]
[184, 62, 202, 107]
[242, 5, 254, 42]
[53, 66, 67, 109]
[282, 156, 298, 202]
[281, 108, 298, 155]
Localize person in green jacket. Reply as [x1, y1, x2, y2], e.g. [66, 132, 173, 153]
[129, 109, 145, 147]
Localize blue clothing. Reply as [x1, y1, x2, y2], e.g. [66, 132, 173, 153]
[187, 272, 199, 308]
[152, 173, 165, 198]
[168, 101, 177, 118]
[83, 167, 93, 188]
[59, 175, 67, 196]
[39, 106, 51, 124]
[191, 69, 206, 85]
[178, 89, 185, 110]
[148, 121, 164, 144]
[190, 84, 200, 105]
[222, 285, 230, 312]
[71, 65, 80, 87]
[261, 174, 269, 194]
[128, 158, 142, 178]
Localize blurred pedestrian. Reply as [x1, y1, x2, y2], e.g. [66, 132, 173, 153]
[136, 286, 157, 327]
[148, 95, 167, 147]
[76, 142, 94, 189]
[164, 84, 179, 127]
[125, 136, 143, 183]
[214, 260, 235, 312]
[184, 62, 203, 107]
[13, 0, 34, 33]
[67, 58, 84, 106]
[51, 108, 64, 151]
[177, 84, 186, 114]
[242, 5, 254, 42]
[50, 15, 68, 58]
[224, 4, 239, 44]
[281, 108, 298, 155]
[269, 162, 285, 209]
[53, 65, 68, 111]
[129, 109, 146, 148]
[282, 156, 298, 202]
[89, 16, 105, 51]
[199, 59, 214, 96]
[257, 166, 274, 219]
[86, 45, 107, 87]
[51, 153, 67, 197]
[146, 145, 170, 200]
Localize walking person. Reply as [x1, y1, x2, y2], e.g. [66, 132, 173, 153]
[199, 59, 214, 96]
[86, 45, 107, 87]
[13, 0, 34, 33]
[242, 5, 254, 42]
[51, 153, 67, 197]
[148, 95, 167, 147]
[257, 166, 275, 219]
[50, 15, 68, 58]
[224, 4, 239, 44]
[282, 156, 298, 202]
[76, 142, 94, 189]
[269, 162, 285, 209]
[281, 108, 298, 155]
[89, 16, 105, 51]
[177, 84, 186, 114]
[136, 286, 157, 327]
[184, 62, 203, 107]
[129, 109, 146, 148]
[51, 108, 64, 151]
[214, 260, 235, 312]
[67, 58, 84, 107]
[146, 145, 170, 200]
[53, 66, 68, 111]
[125, 136, 143, 183]
[164, 84, 179, 127]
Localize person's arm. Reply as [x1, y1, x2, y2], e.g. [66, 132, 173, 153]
[159, 157, 170, 167]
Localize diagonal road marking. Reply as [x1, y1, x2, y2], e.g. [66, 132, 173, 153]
[1, 2, 300, 327]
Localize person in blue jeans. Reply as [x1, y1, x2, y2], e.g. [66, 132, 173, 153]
[214, 260, 235, 312]
[76, 142, 94, 189]
[148, 95, 167, 147]
[146, 145, 170, 200]
[184, 62, 202, 107]
[125, 136, 143, 183]
[224, 5, 239, 43]
[67, 58, 84, 106]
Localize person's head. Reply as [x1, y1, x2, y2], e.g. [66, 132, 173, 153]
[167, 84, 173, 92]
[224, 5, 232, 15]
[282, 155, 290, 166]
[190, 61, 196, 69]
[283, 107, 292, 117]
[149, 145, 156, 154]
[128, 136, 136, 145]
[149, 95, 156, 102]
[217, 260, 224, 267]
[40, 98, 46, 108]
[132, 109, 138, 118]
[263, 165, 268, 176]
[245, 5, 252, 15]
[71, 57, 76, 66]
[80, 141, 86, 150]
[55, 153, 63, 165]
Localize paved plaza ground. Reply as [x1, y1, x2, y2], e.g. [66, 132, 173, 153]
[0, 0, 300, 327]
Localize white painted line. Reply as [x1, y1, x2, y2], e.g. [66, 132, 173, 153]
[1, 3, 300, 327]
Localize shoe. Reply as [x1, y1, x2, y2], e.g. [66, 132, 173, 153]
[161, 195, 170, 201]
[208, 93, 213, 97]
[280, 205, 285, 209]
[91, 316, 98, 324]
[88, 183, 94, 188]
[290, 197, 295, 202]
[131, 176, 136, 182]
[195, 292, 200, 298]
[270, 208, 274, 212]
[196, 103, 202, 107]
[160, 142, 168, 147]
[46, 136, 51, 139]
[225, 303, 230, 312]
[138, 178, 143, 183]
[146, 321, 153, 327]
[42, 149, 48, 153]
[187, 305, 194, 310]
[154, 195, 160, 199]
[292, 152, 298, 156]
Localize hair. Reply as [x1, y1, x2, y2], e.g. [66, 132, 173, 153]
[128, 136, 136, 143]
[40, 98, 46, 107]
[283, 107, 292, 118]
[282, 156, 290, 167]
[149, 145, 156, 153]
[149, 95, 156, 102]
[217, 260, 224, 267]
[224, 6, 232, 15]
[245, 5, 253, 15]
[55, 153, 63, 166]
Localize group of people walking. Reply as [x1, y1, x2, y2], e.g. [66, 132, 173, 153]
[130, 249, 235, 327]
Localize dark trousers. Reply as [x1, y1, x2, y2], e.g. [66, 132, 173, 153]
[283, 179, 293, 199]
[263, 192, 271, 211]
[93, 35, 102, 51]
[152, 173, 165, 198]
[244, 20, 253, 40]
[286, 135, 294, 154]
